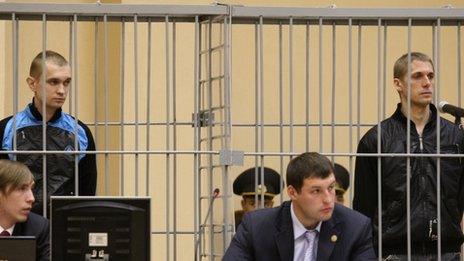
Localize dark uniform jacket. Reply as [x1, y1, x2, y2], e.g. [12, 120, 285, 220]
[0, 102, 97, 215]
[353, 103, 464, 255]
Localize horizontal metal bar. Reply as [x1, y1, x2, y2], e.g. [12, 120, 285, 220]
[230, 122, 377, 127]
[207, 106, 225, 111]
[198, 165, 222, 170]
[199, 195, 227, 200]
[151, 231, 196, 235]
[200, 223, 228, 227]
[0, 3, 227, 20]
[199, 75, 224, 83]
[231, 6, 464, 19]
[86, 120, 379, 127]
[202, 14, 228, 23]
[0, 150, 219, 155]
[200, 43, 225, 54]
[2, 150, 462, 158]
[2, 4, 463, 25]
[89, 121, 194, 126]
[200, 135, 227, 142]
[200, 254, 223, 258]
[242, 152, 464, 157]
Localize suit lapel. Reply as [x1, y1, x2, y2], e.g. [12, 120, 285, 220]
[317, 214, 341, 261]
[12, 222, 23, 236]
[275, 201, 294, 261]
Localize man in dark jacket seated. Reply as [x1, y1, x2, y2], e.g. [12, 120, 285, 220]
[224, 152, 376, 261]
[354, 52, 464, 260]
[0, 160, 49, 261]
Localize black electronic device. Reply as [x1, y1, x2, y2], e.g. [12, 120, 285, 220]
[0, 236, 36, 261]
[51, 196, 150, 261]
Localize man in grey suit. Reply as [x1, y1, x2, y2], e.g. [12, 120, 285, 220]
[223, 152, 376, 261]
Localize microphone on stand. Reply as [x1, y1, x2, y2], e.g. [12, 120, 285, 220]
[194, 188, 220, 261]
[438, 101, 464, 118]
[438, 101, 464, 127]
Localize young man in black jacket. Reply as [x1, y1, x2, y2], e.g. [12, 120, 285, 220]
[0, 50, 97, 215]
[354, 52, 464, 259]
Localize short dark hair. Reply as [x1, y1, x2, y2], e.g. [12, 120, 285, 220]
[286, 152, 334, 193]
[29, 50, 68, 79]
[393, 52, 434, 80]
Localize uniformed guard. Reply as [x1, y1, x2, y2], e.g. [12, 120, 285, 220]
[233, 167, 283, 229]
[334, 163, 350, 205]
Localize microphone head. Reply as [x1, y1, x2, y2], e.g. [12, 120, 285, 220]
[213, 188, 220, 197]
[438, 101, 449, 113]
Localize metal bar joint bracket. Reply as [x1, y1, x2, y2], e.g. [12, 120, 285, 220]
[219, 150, 244, 166]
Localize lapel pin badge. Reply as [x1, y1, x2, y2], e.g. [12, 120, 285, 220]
[330, 235, 338, 243]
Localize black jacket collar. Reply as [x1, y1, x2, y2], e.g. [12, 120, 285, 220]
[392, 103, 437, 127]
[29, 98, 62, 123]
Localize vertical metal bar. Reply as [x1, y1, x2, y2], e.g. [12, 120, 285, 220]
[348, 18, 353, 205]
[331, 22, 336, 163]
[72, 14, 79, 196]
[93, 17, 100, 192]
[406, 18, 412, 260]
[289, 17, 294, 156]
[120, 18, 125, 196]
[376, 18, 383, 260]
[383, 22, 387, 120]
[68, 20, 73, 115]
[11, 13, 18, 161]
[305, 20, 310, 152]
[432, 25, 436, 65]
[458, 22, 462, 107]
[278, 22, 284, 204]
[133, 14, 139, 196]
[435, 18, 442, 261]
[146, 18, 152, 197]
[254, 22, 259, 208]
[357, 23, 362, 145]
[319, 17, 323, 152]
[259, 16, 264, 209]
[68, 18, 74, 182]
[459, 23, 464, 261]
[41, 13, 47, 217]
[193, 15, 200, 261]
[223, 9, 233, 248]
[165, 15, 171, 261]
[104, 14, 109, 195]
[206, 19, 213, 261]
[172, 20, 178, 261]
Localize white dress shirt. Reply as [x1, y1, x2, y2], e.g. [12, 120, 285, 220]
[291, 202, 321, 261]
[0, 224, 15, 235]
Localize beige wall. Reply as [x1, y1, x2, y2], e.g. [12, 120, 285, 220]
[2, 1, 464, 260]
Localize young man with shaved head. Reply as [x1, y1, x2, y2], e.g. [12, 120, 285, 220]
[0, 50, 97, 215]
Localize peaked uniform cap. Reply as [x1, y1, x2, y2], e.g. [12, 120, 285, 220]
[233, 167, 283, 198]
